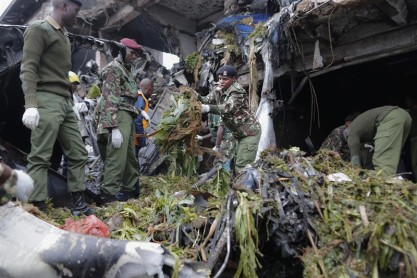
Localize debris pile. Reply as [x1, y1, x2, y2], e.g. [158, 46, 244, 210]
[36, 147, 417, 277]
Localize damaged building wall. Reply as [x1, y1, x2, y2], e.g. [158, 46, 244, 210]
[2, 0, 417, 157]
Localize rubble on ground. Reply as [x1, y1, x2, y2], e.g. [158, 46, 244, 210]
[30, 147, 417, 278]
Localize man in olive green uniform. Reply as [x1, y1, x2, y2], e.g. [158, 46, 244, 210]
[200, 65, 261, 172]
[96, 38, 141, 202]
[20, 0, 93, 215]
[347, 106, 411, 175]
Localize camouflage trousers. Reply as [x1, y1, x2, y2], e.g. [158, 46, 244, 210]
[97, 110, 139, 195]
[214, 137, 237, 172]
[235, 131, 261, 172]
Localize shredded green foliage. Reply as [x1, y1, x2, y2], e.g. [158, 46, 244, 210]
[154, 87, 212, 177]
[234, 191, 263, 278]
[248, 23, 268, 40]
[184, 52, 201, 73]
[301, 149, 417, 278]
[38, 147, 417, 277]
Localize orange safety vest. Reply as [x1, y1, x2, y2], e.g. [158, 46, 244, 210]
[138, 91, 149, 129]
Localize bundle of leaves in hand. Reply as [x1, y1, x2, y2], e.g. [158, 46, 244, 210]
[155, 86, 214, 177]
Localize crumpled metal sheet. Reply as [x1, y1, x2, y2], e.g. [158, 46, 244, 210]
[0, 25, 25, 77]
[0, 203, 209, 278]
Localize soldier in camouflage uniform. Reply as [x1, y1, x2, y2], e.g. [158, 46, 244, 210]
[96, 38, 142, 202]
[200, 65, 261, 172]
[207, 114, 220, 144]
[321, 126, 350, 161]
[320, 113, 359, 161]
[204, 114, 237, 172]
[216, 124, 237, 172]
[0, 162, 34, 205]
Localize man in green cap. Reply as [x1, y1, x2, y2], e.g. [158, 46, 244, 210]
[20, 0, 93, 215]
[200, 65, 261, 172]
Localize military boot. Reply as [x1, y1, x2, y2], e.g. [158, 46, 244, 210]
[71, 191, 94, 216]
[32, 200, 47, 213]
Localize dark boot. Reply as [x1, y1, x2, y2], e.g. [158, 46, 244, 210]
[71, 191, 94, 216]
[32, 201, 47, 213]
[119, 181, 140, 200]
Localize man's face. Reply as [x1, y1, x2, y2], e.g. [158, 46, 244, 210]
[71, 82, 79, 91]
[141, 83, 154, 98]
[218, 75, 235, 91]
[124, 47, 139, 65]
[62, 1, 81, 27]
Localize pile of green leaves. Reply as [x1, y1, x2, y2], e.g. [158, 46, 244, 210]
[154, 87, 210, 177]
[300, 149, 417, 277]
[38, 147, 417, 278]
[184, 52, 201, 73]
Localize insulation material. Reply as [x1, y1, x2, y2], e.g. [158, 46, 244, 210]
[312, 40, 323, 69]
[256, 44, 276, 160]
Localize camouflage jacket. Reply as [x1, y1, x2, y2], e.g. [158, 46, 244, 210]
[321, 125, 350, 161]
[96, 59, 139, 134]
[202, 81, 260, 139]
[208, 114, 234, 141]
[0, 163, 17, 205]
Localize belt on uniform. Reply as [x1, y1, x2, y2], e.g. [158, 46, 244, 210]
[120, 96, 136, 105]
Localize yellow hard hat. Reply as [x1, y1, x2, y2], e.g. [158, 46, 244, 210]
[68, 71, 80, 84]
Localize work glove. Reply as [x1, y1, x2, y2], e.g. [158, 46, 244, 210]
[201, 104, 210, 113]
[141, 110, 150, 121]
[111, 128, 123, 149]
[196, 135, 203, 141]
[212, 146, 219, 152]
[84, 98, 96, 109]
[74, 102, 88, 113]
[22, 108, 40, 130]
[14, 170, 34, 202]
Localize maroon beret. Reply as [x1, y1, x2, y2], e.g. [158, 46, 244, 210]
[120, 38, 141, 51]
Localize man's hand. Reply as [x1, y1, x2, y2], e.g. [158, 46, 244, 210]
[212, 146, 219, 152]
[22, 108, 40, 130]
[14, 170, 34, 202]
[84, 98, 96, 109]
[74, 102, 88, 113]
[111, 128, 123, 149]
[201, 104, 210, 113]
[141, 110, 150, 121]
[196, 135, 203, 141]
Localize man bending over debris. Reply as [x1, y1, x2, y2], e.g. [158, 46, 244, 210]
[20, 0, 93, 215]
[346, 106, 411, 175]
[200, 65, 261, 172]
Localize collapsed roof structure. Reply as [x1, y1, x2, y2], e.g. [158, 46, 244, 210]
[1, 0, 417, 152]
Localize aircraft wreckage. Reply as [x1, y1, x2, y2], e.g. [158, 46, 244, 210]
[1, 0, 417, 277]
